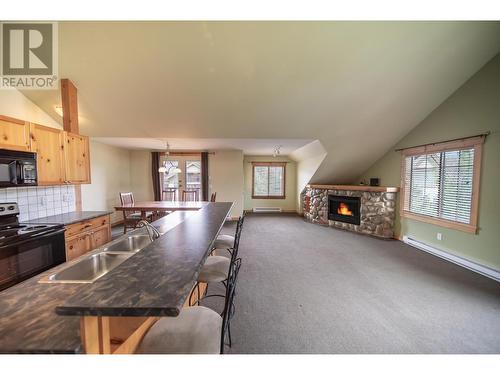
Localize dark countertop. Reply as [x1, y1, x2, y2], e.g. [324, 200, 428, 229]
[24, 211, 113, 226]
[56, 202, 232, 317]
[0, 275, 83, 353]
[0, 203, 231, 353]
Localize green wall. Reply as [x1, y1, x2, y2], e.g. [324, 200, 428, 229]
[359, 53, 500, 270]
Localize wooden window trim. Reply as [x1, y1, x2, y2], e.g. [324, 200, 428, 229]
[399, 136, 484, 234]
[251, 162, 286, 199]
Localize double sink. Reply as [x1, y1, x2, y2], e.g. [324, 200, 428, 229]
[40, 231, 155, 284]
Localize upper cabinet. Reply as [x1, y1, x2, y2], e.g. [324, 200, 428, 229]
[63, 132, 90, 184]
[0, 115, 91, 186]
[0, 115, 31, 151]
[30, 124, 65, 185]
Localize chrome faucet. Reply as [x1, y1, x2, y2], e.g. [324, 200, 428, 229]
[137, 220, 161, 242]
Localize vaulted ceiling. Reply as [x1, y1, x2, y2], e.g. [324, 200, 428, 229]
[22, 21, 500, 183]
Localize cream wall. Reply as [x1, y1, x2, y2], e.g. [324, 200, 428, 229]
[0, 89, 61, 129]
[208, 150, 244, 218]
[81, 141, 132, 224]
[290, 140, 327, 213]
[130, 150, 154, 202]
[243, 155, 297, 212]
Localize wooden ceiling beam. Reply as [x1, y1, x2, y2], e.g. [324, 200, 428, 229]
[61, 78, 79, 134]
[60, 78, 82, 212]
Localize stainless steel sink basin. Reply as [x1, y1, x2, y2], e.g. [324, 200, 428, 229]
[40, 252, 132, 283]
[103, 234, 151, 253]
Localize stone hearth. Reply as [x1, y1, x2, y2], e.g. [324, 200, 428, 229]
[302, 184, 399, 239]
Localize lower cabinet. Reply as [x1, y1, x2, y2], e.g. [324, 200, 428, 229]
[65, 215, 111, 261]
[66, 233, 91, 261]
[91, 225, 112, 249]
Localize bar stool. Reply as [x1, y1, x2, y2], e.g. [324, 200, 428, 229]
[136, 259, 241, 354]
[213, 213, 245, 256]
[192, 215, 244, 306]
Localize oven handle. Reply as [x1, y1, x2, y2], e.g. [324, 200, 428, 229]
[0, 228, 66, 250]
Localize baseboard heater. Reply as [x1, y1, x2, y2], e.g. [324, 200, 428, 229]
[403, 236, 500, 283]
[253, 207, 282, 213]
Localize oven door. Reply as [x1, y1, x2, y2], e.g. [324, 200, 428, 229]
[0, 229, 66, 291]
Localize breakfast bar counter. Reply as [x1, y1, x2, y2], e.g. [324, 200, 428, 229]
[0, 202, 232, 353]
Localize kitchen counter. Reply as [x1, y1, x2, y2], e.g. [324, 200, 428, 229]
[0, 203, 231, 353]
[24, 211, 113, 226]
[57, 202, 232, 317]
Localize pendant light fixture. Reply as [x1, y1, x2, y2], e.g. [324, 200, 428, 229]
[273, 145, 282, 158]
[158, 140, 182, 174]
[158, 140, 170, 173]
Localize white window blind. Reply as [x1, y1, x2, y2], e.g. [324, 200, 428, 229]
[403, 148, 475, 224]
[252, 163, 285, 198]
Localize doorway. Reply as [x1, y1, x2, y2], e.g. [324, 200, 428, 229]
[161, 155, 202, 201]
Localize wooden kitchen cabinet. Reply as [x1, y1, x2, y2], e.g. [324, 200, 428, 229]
[91, 225, 112, 249]
[1, 116, 92, 186]
[0, 115, 31, 151]
[65, 214, 111, 261]
[29, 124, 65, 185]
[63, 132, 90, 184]
[66, 233, 91, 261]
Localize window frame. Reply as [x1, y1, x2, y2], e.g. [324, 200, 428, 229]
[400, 136, 484, 234]
[251, 162, 287, 199]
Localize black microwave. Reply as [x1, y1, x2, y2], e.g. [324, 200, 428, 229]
[0, 149, 37, 187]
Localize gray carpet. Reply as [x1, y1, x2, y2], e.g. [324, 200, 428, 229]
[208, 214, 500, 354]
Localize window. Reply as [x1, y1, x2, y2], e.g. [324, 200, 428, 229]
[186, 160, 201, 194]
[162, 160, 180, 189]
[252, 162, 286, 199]
[400, 136, 484, 233]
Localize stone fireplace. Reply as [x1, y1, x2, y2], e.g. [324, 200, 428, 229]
[303, 184, 399, 239]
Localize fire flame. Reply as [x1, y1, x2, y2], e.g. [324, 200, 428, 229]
[337, 202, 353, 216]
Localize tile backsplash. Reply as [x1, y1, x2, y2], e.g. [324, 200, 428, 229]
[0, 186, 76, 222]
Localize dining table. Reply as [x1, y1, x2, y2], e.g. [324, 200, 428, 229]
[114, 201, 209, 220]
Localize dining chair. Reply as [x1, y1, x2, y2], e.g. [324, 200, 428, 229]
[182, 189, 199, 202]
[119, 192, 152, 233]
[162, 188, 177, 202]
[210, 192, 217, 202]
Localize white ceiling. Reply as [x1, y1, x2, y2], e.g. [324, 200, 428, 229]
[93, 137, 313, 155]
[22, 21, 500, 183]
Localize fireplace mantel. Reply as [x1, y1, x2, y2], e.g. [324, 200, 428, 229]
[308, 184, 399, 193]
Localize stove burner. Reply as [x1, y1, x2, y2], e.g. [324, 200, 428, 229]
[0, 203, 63, 247]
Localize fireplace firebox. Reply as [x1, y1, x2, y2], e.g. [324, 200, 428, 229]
[328, 195, 361, 225]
